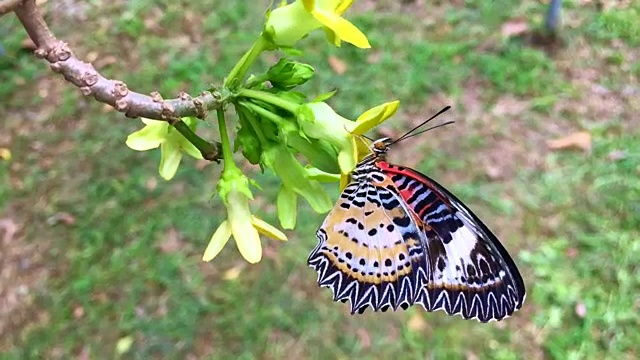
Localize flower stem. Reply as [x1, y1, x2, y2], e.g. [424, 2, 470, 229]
[173, 119, 222, 161]
[238, 89, 300, 114]
[216, 108, 235, 168]
[224, 34, 270, 88]
[239, 100, 285, 125]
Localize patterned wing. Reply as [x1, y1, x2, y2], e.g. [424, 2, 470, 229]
[378, 161, 526, 322]
[308, 178, 431, 314]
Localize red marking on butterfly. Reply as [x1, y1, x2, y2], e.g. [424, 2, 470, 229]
[308, 107, 526, 322]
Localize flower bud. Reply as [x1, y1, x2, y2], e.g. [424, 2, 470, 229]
[267, 58, 315, 90]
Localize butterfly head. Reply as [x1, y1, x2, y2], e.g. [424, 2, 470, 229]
[370, 137, 393, 158]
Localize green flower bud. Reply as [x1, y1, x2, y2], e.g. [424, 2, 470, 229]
[266, 58, 315, 90]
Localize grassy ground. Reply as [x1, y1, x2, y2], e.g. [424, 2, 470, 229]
[1, 0, 638, 359]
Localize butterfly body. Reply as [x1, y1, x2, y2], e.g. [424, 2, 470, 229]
[308, 137, 526, 322]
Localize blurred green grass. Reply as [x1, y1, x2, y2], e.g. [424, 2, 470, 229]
[1, 0, 639, 359]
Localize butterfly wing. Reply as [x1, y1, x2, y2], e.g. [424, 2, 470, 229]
[308, 178, 431, 314]
[377, 161, 526, 322]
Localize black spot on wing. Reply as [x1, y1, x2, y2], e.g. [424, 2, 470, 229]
[392, 215, 411, 227]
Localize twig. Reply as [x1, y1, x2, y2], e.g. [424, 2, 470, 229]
[0, 0, 22, 15]
[12, 0, 223, 161]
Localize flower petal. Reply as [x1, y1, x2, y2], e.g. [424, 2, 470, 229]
[202, 220, 232, 262]
[339, 173, 351, 191]
[276, 186, 297, 230]
[179, 136, 204, 159]
[235, 225, 262, 264]
[227, 188, 262, 263]
[334, 0, 354, 14]
[305, 167, 340, 182]
[262, 144, 333, 214]
[159, 140, 182, 180]
[302, 0, 315, 11]
[356, 100, 400, 123]
[337, 137, 357, 174]
[125, 121, 168, 150]
[265, 0, 320, 47]
[353, 135, 372, 162]
[348, 100, 400, 135]
[252, 216, 288, 241]
[141, 118, 164, 126]
[311, 9, 370, 48]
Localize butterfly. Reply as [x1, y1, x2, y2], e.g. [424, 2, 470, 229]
[308, 106, 526, 322]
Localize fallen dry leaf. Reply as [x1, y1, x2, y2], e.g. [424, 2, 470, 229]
[46, 212, 76, 226]
[356, 328, 371, 349]
[0, 148, 11, 160]
[501, 18, 529, 37]
[491, 95, 530, 116]
[407, 313, 427, 331]
[575, 302, 587, 318]
[0, 218, 18, 244]
[223, 264, 244, 280]
[607, 150, 627, 162]
[116, 336, 134, 355]
[145, 177, 158, 190]
[466, 351, 480, 360]
[78, 346, 90, 360]
[86, 51, 99, 63]
[94, 55, 118, 68]
[484, 163, 503, 181]
[366, 50, 382, 64]
[546, 131, 592, 152]
[73, 305, 85, 319]
[327, 55, 347, 75]
[566, 247, 579, 259]
[158, 227, 182, 253]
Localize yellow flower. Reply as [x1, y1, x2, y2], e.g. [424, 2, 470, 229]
[265, 0, 370, 48]
[298, 100, 400, 177]
[203, 168, 287, 264]
[126, 118, 203, 180]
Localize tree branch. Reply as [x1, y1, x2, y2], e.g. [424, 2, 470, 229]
[0, 0, 22, 15]
[12, 0, 223, 161]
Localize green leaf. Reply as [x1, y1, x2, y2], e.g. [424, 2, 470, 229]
[236, 113, 263, 165]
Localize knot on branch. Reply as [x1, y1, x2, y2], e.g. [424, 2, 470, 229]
[50, 61, 63, 73]
[80, 86, 92, 96]
[150, 91, 163, 103]
[115, 98, 129, 112]
[162, 102, 177, 120]
[193, 96, 206, 119]
[34, 48, 47, 59]
[50, 42, 72, 62]
[112, 81, 129, 98]
[82, 71, 99, 86]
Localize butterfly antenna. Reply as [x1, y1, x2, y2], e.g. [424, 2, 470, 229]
[398, 120, 456, 140]
[392, 106, 451, 145]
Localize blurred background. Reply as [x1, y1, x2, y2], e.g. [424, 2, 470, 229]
[1, 0, 638, 358]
